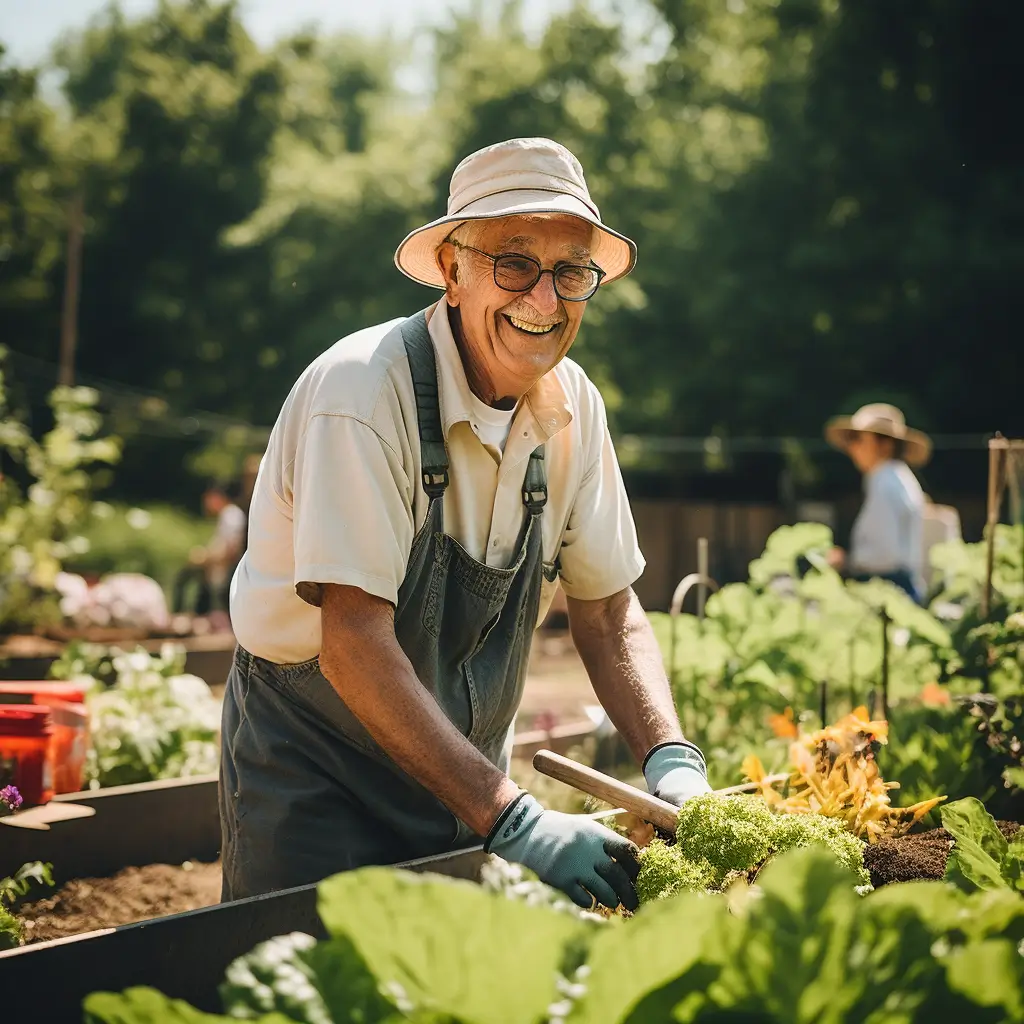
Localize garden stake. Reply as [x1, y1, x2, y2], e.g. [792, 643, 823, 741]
[819, 681, 828, 728]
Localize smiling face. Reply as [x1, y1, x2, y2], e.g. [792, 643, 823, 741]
[436, 214, 596, 406]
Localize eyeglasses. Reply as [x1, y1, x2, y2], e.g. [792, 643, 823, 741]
[451, 242, 605, 301]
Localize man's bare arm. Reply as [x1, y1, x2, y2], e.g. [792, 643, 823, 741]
[318, 583, 519, 836]
[567, 586, 684, 763]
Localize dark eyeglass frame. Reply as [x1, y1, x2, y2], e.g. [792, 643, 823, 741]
[451, 242, 606, 301]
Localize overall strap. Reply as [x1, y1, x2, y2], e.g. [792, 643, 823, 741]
[400, 310, 449, 499]
[522, 446, 548, 516]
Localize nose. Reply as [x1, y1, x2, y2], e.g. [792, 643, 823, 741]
[525, 272, 559, 316]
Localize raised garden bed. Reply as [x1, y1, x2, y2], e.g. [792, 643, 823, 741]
[0, 774, 220, 886]
[0, 846, 487, 1023]
[16, 860, 222, 945]
[0, 631, 237, 692]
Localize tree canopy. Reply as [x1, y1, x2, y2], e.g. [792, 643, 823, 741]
[0, 0, 1020, 501]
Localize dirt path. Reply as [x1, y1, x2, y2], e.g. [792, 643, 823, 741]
[519, 631, 595, 727]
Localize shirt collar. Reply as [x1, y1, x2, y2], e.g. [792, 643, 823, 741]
[426, 299, 573, 441]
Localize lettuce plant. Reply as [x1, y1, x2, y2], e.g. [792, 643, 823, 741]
[83, 849, 1024, 1024]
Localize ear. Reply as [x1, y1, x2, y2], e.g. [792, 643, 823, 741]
[436, 243, 461, 307]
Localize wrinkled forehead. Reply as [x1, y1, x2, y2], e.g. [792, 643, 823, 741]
[475, 214, 595, 260]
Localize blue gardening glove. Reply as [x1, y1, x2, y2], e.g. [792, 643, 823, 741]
[485, 793, 640, 911]
[644, 741, 711, 807]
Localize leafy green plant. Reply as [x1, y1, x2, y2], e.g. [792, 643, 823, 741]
[65, 644, 221, 788]
[930, 525, 1023, 612]
[0, 349, 121, 634]
[84, 849, 1024, 1024]
[0, 861, 54, 950]
[650, 525, 953, 789]
[637, 793, 870, 902]
[940, 798, 1024, 895]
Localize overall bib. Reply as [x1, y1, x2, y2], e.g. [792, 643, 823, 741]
[219, 311, 555, 900]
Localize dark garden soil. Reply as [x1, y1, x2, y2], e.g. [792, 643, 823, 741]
[16, 861, 222, 944]
[864, 820, 1021, 887]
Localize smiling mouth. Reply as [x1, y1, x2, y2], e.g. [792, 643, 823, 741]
[503, 313, 559, 336]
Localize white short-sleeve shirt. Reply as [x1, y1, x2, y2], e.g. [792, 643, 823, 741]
[229, 300, 645, 664]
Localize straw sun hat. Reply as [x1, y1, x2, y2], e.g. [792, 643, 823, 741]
[394, 137, 636, 289]
[825, 403, 932, 467]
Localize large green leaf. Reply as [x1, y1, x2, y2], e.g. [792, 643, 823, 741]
[83, 987, 291, 1023]
[316, 867, 585, 1024]
[569, 890, 726, 1024]
[1003, 838, 1024, 893]
[302, 937, 405, 1024]
[944, 940, 1024, 1020]
[941, 798, 1010, 893]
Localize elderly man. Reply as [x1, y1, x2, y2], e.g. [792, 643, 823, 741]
[222, 138, 709, 911]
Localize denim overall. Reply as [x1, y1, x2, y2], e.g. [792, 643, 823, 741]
[219, 311, 554, 899]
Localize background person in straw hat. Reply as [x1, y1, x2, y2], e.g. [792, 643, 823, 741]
[221, 138, 710, 909]
[825, 403, 932, 602]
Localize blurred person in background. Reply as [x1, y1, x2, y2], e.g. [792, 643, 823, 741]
[172, 482, 247, 625]
[825, 403, 931, 602]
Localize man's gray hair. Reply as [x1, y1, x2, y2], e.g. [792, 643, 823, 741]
[441, 221, 482, 249]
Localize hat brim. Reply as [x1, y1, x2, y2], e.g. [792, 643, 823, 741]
[394, 189, 637, 289]
[825, 417, 933, 467]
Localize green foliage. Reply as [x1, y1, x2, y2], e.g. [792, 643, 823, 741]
[86, 850, 1024, 1024]
[0, 861, 53, 950]
[67, 501, 213, 595]
[638, 794, 871, 901]
[651, 524, 952, 789]
[930, 526, 1024, 613]
[3, 0, 1022, 506]
[674, 793, 777, 887]
[770, 812, 869, 885]
[316, 867, 587, 1024]
[941, 798, 1024, 895]
[66, 644, 220, 788]
[636, 838, 715, 903]
[747, 522, 834, 588]
[0, 352, 121, 633]
[219, 932, 334, 1024]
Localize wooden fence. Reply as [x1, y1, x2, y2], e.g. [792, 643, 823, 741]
[630, 500, 785, 611]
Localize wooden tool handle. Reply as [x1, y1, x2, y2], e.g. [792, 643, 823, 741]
[532, 749, 679, 832]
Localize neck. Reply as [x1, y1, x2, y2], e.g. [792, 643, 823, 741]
[447, 305, 523, 409]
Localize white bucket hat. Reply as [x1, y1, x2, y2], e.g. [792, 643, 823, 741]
[825, 403, 932, 467]
[394, 137, 637, 289]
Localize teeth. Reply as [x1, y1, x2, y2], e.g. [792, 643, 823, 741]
[507, 315, 556, 334]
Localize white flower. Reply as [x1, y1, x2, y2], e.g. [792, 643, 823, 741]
[28, 484, 56, 507]
[125, 508, 152, 530]
[10, 547, 33, 576]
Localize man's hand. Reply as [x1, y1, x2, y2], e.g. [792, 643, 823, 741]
[643, 742, 711, 808]
[486, 793, 639, 911]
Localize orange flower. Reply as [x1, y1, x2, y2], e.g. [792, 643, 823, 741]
[768, 706, 799, 739]
[920, 681, 951, 707]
